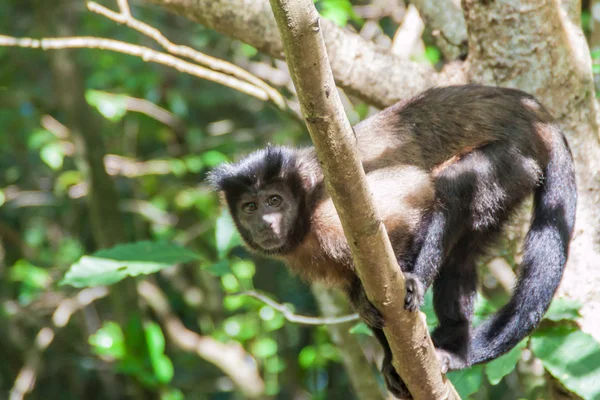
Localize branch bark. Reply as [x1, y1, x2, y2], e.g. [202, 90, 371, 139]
[463, 0, 600, 341]
[410, 0, 468, 60]
[267, 0, 459, 398]
[142, 0, 467, 108]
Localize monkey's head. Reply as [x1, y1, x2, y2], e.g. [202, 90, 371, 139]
[208, 146, 311, 255]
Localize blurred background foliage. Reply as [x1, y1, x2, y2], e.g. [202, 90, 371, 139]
[0, 0, 599, 399]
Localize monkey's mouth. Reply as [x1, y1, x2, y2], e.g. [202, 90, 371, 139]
[256, 235, 285, 250]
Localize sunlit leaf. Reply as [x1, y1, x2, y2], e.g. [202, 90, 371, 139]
[231, 259, 255, 279]
[61, 241, 200, 288]
[349, 322, 373, 337]
[89, 321, 126, 359]
[544, 297, 582, 322]
[85, 90, 127, 121]
[161, 389, 184, 400]
[299, 345, 318, 368]
[531, 325, 600, 400]
[252, 337, 278, 358]
[201, 150, 229, 167]
[145, 322, 174, 384]
[40, 142, 64, 170]
[221, 273, 240, 293]
[9, 259, 51, 288]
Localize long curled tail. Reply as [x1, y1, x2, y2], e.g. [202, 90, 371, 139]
[469, 127, 577, 365]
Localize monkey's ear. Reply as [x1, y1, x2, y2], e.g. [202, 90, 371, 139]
[206, 164, 231, 191]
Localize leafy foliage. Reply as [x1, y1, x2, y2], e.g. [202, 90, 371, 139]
[62, 241, 200, 288]
[532, 325, 600, 400]
[1, 0, 599, 399]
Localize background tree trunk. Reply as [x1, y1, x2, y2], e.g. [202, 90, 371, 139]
[463, 0, 600, 340]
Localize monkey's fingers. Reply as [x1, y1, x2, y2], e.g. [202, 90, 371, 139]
[403, 273, 425, 312]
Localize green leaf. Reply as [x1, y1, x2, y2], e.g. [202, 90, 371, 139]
[201, 150, 229, 167]
[89, 321, 126, 359]
[251, 337, 278, 358]
[145, 322, 174, 384]
[544, 297, 582, 322]
[9, 259, 51, 288]
[447, 365, 484, 399]
[421, 289, 438, 330]
[473, 295, 498, 327]
[61, 241, 200, 288]
[40, 142, 64, 170]
[485, 339, 528, 385]
[205, 260, 230, 277]
[161, 389, 184, 400]
[231, 259, 255, 279]
[298, 345, 318, 368]
[349, 322, 373, 337]
[531, 325, 600, 400]
[85, 90, 128, 122]
[265, 356, 286, 373]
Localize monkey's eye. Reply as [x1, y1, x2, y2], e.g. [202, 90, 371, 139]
[267, 195, 282, 207]
[242, 202, 257, 213]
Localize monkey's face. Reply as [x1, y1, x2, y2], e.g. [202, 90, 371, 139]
[234, 183, 299, 253]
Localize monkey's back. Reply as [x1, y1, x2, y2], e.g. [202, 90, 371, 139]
[354, 84, 556, 171]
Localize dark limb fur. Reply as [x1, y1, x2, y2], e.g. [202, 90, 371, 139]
[406, 137, 576, 370]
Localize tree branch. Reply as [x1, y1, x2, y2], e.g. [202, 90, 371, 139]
[267, 0, 459, 398]
[0, 35, 273, 103]
[137, 281, 264, 398]
[9, 287, 109, 400]
[142, 0, 467, 108]
[86, 1, 289, 112]
[240, 291, 360, 325]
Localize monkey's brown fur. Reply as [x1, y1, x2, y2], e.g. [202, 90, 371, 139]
[209, 84, 576, 398]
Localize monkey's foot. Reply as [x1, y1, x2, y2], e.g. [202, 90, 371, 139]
[403, 273, 425, 312]
[382, 360, 412, 399]
[435, 348, 469, 373]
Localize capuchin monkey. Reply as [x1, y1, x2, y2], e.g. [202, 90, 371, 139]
[208, 84, 577, 398]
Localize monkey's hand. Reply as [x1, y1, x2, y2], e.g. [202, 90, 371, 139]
[403, 272, 425, 312]
[382, 357, 412, 399]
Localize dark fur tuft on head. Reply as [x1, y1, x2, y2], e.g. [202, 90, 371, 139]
[208, 145, 300, 197]
[207, 145, 310, 256]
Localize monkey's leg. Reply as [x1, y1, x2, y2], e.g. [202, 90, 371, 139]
[404, 143, 539, 312]
[430, 234, 480, 372]
[402, 164, 475, 312]
[346, 279, 411, 397]
[346, 277, 385, 329]
[373, 328, 411, 399]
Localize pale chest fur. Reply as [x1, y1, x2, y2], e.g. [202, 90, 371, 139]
[280, 165, 435, 289]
